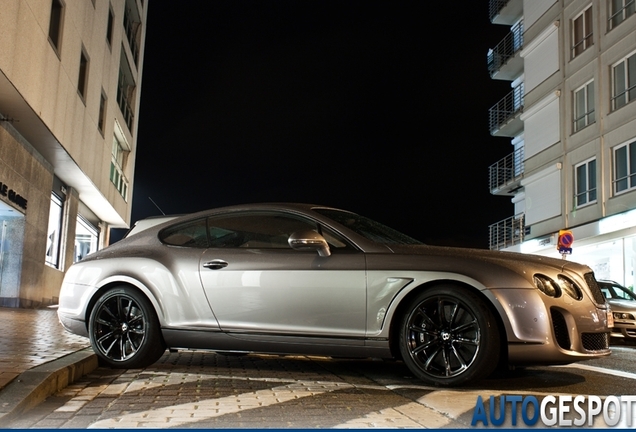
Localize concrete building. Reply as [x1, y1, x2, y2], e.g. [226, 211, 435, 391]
[487, 0, 636, 288]
[0, 0, 147, 307]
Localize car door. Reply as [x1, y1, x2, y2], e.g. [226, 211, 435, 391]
[197, 211, 367, 339]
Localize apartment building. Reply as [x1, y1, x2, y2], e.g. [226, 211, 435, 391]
[487, 0, 636, 287]
[0, 0, 147, 307]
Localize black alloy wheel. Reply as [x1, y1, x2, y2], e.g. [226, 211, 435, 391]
[399, 286, 500, 386]
[89, 286, 166, 368]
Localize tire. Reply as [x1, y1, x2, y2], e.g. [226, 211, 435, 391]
[88, 286, 166, 368]
[398, 286, 500, 387]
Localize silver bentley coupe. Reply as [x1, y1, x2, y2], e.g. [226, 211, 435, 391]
[58, 203, 612, 386]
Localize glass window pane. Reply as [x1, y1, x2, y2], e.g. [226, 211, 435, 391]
[576, 164, 587, 206]
[45, 194, 63, 267]
[628, 54, 636, 102]
[74, 217, 98, 262]
[616, 145, 629, 192]
[160, 219, 209, 248]
[207, 213, 317, 249]
[587, 82, 595, 124]
[573, 15, 583, 56]
[614, 62, 627, 108]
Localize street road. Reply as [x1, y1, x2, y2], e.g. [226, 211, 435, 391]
[6, 342, 636, 428]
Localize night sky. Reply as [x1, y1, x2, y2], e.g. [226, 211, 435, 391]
[128, 1, 514, 248]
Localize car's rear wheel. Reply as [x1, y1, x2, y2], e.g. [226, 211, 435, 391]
[399, 286, 500, 386]
[89, 286, 166, 368]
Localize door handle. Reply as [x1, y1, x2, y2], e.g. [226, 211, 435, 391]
[203, 259, 228, 270]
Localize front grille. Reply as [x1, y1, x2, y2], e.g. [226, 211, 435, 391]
[584, 273, 606, 305]
[551, 309, 571, 350]
[581, 332, 610, 351]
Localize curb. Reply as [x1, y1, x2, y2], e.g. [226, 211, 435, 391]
[0, 348, 98, 422]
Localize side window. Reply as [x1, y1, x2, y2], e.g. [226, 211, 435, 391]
[207, 213, 318, 249]
[160, 218, 209, 248]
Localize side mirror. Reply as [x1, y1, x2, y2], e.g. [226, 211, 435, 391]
[288, 230, 331, 257]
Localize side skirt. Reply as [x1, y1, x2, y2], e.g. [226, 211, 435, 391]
[162, 329, 392, 358]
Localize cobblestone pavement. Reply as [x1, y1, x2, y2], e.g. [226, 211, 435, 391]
[5, 351, 487, 429]
[0, 307, 90, 390]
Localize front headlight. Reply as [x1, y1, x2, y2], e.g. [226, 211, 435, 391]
[557, 275, 583, 300]
[534, 274, 560, 297]
[533, 274, 584, 300]
[614, 312, 635, 320]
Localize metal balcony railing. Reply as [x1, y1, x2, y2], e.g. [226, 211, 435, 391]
[489, 214, 525, 250]
[489, 84, 524, 135]
[488, 20, 523, 78]
[489, 0, 511, 22]
[489, 147, 524, 193]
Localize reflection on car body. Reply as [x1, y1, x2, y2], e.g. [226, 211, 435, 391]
[599, 280, 636, 342]
[58, 203, 612, 386]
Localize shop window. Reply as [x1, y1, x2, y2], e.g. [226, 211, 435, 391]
[74, 216, 98, 262]
[614, 140, 636, 194]
[575, 158, 597, 207]
[45, 193, 63, 268]
[572, 6, 593, 58]
[573, 80, 595, 132]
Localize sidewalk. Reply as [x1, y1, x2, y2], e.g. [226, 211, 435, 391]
[0, 307, 98, 421]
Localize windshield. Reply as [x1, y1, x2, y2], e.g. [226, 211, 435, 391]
[315, 209, 422, 245]
[600, 282, 636, 301]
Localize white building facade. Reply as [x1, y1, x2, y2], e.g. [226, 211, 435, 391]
[488, 0, 636, 289]
[0, 0, 147, 307]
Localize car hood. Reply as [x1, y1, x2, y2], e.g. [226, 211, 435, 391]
[387, 244, 592, 275]
[606, 298, 636, 311]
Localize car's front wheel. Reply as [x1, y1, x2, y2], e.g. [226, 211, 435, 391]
[88, 286, 166, 368]
[399, 286, 500, 386]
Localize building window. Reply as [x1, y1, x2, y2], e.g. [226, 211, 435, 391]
[575, 158, 597, 207]
[572, 6, 593, 58]
[609, 0, 635, 30]
[573, 80, 595, 132]
[614, 140, 636, 195]
[78, 49, 89, 100]
[48, 0, 64, 52]
[74, 215, 98, 262]
[45, 193, 63, 268]
[117, 57, 136, 132]
[612, 52, 636, 111]
[98, 92, 107, 134]
[106, 7, 114, 47]
[110, 136, 128, 200]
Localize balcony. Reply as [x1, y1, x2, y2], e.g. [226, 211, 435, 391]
[489, 84, 524, 137]
[488, 20, 523, 80]
[490, 0, 523, 25]
[117, 65, 135, 133]
[489, 214, 525, 250]
[489, 147, 524, 195]
[123, 8, 140, 66]
[123, 0, 142, 67]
